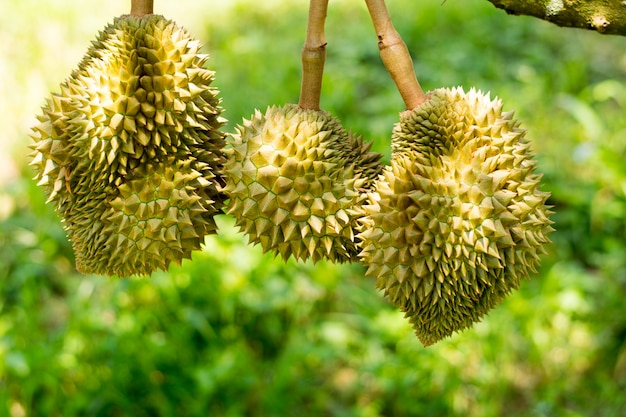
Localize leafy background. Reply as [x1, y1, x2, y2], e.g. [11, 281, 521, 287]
[1, 0, 626, 415]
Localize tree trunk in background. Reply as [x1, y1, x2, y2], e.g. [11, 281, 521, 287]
[487, 0, 626, 36]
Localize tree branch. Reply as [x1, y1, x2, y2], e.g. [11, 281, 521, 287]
[488, 0, 626, 36]
[298, 0, 329, 110]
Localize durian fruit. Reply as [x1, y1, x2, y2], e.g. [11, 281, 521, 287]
[358, 87, 554, 346]
[224, 103, 382, 263]
[30, 14, 226, 276]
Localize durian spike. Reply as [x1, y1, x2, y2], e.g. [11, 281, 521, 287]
[131, 0, 154, 17]
[364, 0, 426, 110]
[299, 0, 329, 111]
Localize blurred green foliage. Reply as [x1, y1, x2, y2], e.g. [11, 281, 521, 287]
[1, 0, 626, 415]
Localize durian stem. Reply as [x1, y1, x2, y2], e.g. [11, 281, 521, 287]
[298, 0, 329, 111]
[131, 0, 154, 16]
[364, 0, 426, 110]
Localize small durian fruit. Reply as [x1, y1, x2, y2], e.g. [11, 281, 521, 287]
[358, 87, 554, 346]
[30, 14, 226, 276]
[224, 104, 382, 263]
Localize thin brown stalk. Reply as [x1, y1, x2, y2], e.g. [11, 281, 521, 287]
[364, 0, 425, 110]
[131, 0, 154, 17]
[298, 0, 329, 111]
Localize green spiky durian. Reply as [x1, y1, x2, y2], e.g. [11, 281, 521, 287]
[224, 104, 382, 263]
[358, 87, 554, 346]
[30, 14, 226, 276]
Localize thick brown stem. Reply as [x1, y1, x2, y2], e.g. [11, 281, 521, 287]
[131, 0, 154, 17]
[298, 0, 329, 110]
[365, 0, 426, 110]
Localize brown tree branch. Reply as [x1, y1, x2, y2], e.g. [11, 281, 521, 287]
[488, 0, 626, 36]
[298, 0, 329, 110]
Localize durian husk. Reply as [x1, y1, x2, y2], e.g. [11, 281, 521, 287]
[29, 14, 226, 276]
[224, 104, 382, 263]
[358, 87, 554, 346]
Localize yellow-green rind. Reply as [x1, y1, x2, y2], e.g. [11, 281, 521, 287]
[71, 158, 219, 276]
[392, 87, 508, 160]
[358, 87, 554, 346]
[69, 15, 225, 186]
[224, 104, 382, 263]
[321, 115, 384, 191]
[29, 14, 226, 276]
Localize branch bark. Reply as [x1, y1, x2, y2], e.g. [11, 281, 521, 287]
[488, 0, 626, 36]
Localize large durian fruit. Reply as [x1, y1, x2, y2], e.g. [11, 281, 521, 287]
[223, 104, 382, 263]
[358, 87, 554, 346]
[29, 14, 226, 276]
